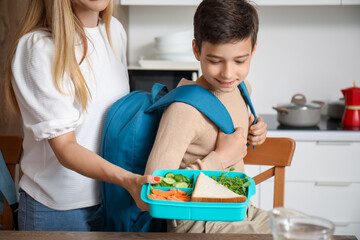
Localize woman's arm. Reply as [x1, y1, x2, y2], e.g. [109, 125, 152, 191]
[48, 131, 159, 211]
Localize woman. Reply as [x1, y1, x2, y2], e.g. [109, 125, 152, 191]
[4, 0, 160, 231]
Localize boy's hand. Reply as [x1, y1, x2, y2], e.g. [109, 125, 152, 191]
[215, 127, 248, 169]
[248, 114, 267, 146]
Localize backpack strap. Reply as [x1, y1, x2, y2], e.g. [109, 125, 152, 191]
[146, 82, 258, 135]
[238, 81, 257, 125]
[145, 84, 235, 134]
[238, 81, 258, 149]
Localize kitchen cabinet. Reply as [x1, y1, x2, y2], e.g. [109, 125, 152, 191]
[282, 141, 360, 182]
[258, 140, 360, 238]
[117, 0, 360, 5]
[342, 0, 360, 4]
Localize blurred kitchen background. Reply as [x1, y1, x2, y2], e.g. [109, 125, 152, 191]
[125, 3, 360, 115]
[1, 0, 360, 134]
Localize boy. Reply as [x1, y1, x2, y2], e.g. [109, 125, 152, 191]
[145, 0, 270, 233]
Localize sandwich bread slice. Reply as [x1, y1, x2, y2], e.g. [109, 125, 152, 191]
[191, 172, 247, 203]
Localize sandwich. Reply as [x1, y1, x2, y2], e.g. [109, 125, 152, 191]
[191, 172, 247, 203]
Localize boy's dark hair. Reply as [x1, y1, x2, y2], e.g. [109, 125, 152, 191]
[194, 0, 259, 52]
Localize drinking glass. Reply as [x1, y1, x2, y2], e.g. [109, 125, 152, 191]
[269, 207, 335, 240]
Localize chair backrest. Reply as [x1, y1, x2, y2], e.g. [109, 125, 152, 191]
[0, 135, 23, 230]
[244, 137, 295, 208]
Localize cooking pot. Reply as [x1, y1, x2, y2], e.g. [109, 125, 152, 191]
[273, 94, 324, 127]
[327, 99, 345, 120]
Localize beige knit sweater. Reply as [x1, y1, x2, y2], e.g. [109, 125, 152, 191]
[144, 77, 251, 175]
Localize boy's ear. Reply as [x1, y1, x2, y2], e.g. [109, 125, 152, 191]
[192, 39, 200, 61]
[252, 41, 258, 55]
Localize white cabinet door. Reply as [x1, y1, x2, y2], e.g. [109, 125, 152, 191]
[261, 182, 360, 239]
[260, 182, 360, 222]
[245, 165, 261, 179]
[286, 141, 360, 182]
[258, 140, 360, 238]
[334, 222, 360, 240]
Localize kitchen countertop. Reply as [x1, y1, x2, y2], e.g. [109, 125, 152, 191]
[262, 114, 360, 142]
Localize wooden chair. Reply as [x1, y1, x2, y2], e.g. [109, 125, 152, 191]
[244, 137, 295, 208]
[0, 135, 23, 230]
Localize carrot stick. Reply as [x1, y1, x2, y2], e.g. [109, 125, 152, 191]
[149, 188, 191, 201]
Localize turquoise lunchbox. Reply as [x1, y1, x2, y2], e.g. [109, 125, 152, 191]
[140, 169, 256, 222]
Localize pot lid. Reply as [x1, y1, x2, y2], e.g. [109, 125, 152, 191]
[279, 94, 322, 110]
[328, 99, 345, 106]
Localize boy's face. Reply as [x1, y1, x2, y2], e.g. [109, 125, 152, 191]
[193, 38, 256, 93]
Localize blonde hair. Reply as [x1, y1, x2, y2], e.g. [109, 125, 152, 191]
[4, 0, 114, 113]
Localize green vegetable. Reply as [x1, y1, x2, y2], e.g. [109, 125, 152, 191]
[165, 172, 175, 178]
[183, 176, 190, 183]
[152, 172, 193, 188]
[174, 174, 185, 182]
[211, 173, 251, 196]
[174, 182, 189, 188]
[163, 177, 176, 185]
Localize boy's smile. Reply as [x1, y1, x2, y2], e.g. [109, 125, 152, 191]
[216, 79, 236, 87]
[193, 38, 256, 93]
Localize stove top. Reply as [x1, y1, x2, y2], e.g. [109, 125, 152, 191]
[261, 114, 359, 131]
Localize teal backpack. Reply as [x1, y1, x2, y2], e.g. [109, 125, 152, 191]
[0, 150, 18, 230]
[99, 82, 256, 232]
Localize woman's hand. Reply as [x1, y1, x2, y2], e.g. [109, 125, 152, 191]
[215, 127, 248, 169]
[248, 114, 267, 146]
[124, 174, 161, 211]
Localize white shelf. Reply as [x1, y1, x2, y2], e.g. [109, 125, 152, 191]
[129, 59, 200, 70]
[118, 0, 348, 6]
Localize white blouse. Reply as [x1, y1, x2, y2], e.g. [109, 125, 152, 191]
[11, 17, 129, 210]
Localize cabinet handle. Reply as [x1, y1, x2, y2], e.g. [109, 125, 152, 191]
[315, 181, 351, 187]
[334, 222, 350, 227]
[316, 141, 352, 146]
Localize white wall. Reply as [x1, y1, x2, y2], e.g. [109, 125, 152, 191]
[127, 5, 360, 114]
